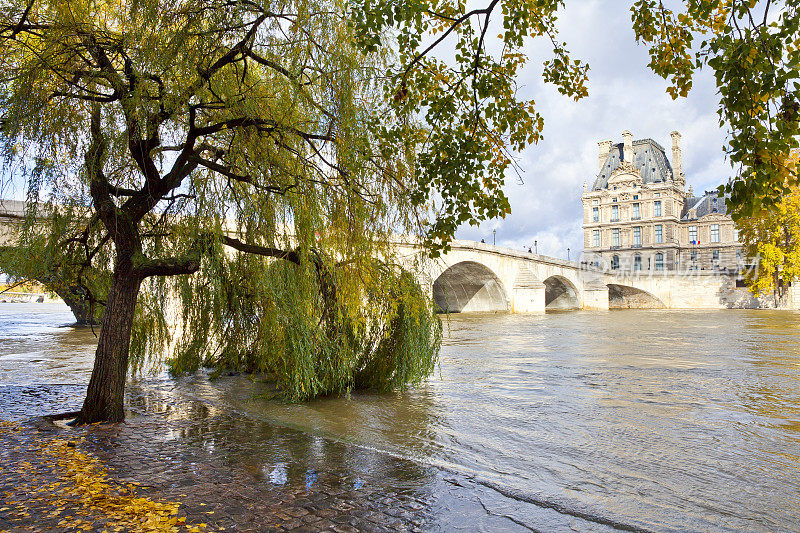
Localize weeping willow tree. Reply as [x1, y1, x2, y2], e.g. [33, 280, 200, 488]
[0, 0, 445, 423]
[0, 0, 591, 424]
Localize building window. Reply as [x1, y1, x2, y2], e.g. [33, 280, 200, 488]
[592, 230, 600, 247]
[612, 197, 618, 202]
[611, 255, 619, 270]
[654, 192, 661, 198]
[592, 206, 599, 222]
[592, 199, 599, 205]
[654, 200, 662, 217]
[711, 224, 720, 243]
[632, 203, 640, 219]
[633, 195, 639, 200]
[612, 228, 620, 246]
[689, 225, 697, 244]
[611, 205, 619, 221]
[655, 252, 664, 271]
[734, 228, 739, 242]
[690, 251, 697, 262]
[633, 226, 641, 245]
[712, 249, 720, 261]
[655, 225, 663, 243]
[634, 255, 642, 271]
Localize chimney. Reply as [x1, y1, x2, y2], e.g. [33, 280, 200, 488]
[622, 130, 633, 162]
[671, 131, 684, 179]
[598, 139, 612, 171]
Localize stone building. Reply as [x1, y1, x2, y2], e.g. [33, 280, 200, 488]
[581, 131, 743, 272]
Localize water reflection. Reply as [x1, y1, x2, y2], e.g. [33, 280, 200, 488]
[123, 378, 439, 498]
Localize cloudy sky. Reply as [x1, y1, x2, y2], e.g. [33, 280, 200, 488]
[454, 0, 730, 260]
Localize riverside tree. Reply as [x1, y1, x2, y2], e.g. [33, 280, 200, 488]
[735, 151, 800, 303]
[629, 0, 800, 217]
[0, 0, 448, 424]
[0, 0, 591, 424]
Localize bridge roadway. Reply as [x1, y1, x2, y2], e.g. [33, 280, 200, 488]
[2, 199, 791, 311]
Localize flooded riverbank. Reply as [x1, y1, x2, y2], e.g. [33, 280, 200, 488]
[2, 303, 799, 531]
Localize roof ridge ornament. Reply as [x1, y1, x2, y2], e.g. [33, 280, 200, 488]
[611, 160, 641, 177]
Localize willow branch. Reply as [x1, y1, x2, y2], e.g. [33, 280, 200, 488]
[133, 254, 201, 279]
[221, 235, 300, 264]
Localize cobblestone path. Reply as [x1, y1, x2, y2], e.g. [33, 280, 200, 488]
[0, 384, 543, 532]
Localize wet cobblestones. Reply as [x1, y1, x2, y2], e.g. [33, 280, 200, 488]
[0, 384, 539, 532]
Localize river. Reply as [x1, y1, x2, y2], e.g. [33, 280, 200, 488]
[1, 302, 799, 532]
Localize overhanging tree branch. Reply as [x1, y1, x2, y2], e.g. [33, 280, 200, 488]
[221, 235, 301, 265]
[133, 254, 201, 279]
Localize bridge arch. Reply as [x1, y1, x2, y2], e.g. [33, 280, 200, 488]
[607, 284, 665, 309]
[543, 275, 580, 310]
[432, 261, 508, 313]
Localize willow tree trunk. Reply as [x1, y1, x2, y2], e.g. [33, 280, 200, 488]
[55, 287, 100, 326]
[75, 267, 141, 424]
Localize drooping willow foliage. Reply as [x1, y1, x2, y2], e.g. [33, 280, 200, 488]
[0, 0, 441, 410]
[164, 251, 441, 399]
[0, 199, 111, 325]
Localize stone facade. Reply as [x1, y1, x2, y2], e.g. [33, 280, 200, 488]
[581, 131, 743, 273]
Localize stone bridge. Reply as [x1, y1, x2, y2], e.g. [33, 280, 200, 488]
[2, 200, 793, 312]
[394, 239, 790, 312]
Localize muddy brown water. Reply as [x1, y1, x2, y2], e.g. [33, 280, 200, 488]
[1, 302, 800, 532]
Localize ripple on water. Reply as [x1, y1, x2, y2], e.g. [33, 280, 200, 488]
[3, 305, 800, 532]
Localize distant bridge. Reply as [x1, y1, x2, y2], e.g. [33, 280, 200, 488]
[395, 239, 787, 312]
[2, 199, 791, 312]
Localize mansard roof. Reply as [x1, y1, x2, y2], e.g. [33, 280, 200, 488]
[681, 191, 730, 220]
[591, 138, 674, 191]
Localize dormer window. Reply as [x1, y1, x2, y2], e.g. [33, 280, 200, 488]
[612, 197, 618, 203]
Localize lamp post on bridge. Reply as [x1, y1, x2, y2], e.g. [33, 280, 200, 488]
[567, 248, 570, 261]
[534, 240, 537, 254]
[493, 229, 496, 246]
